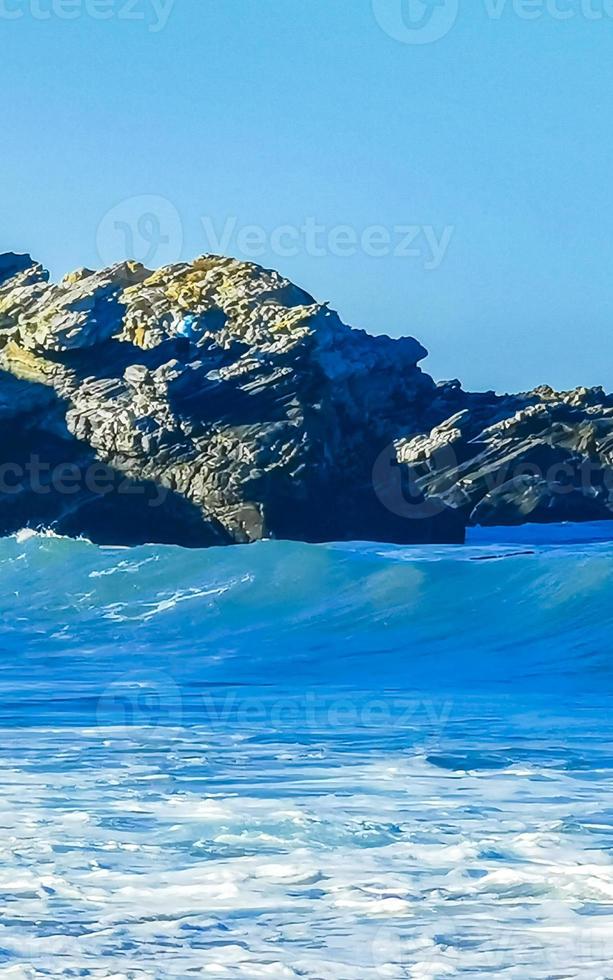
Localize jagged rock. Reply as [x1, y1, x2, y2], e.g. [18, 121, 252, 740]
[0, 251, 609, 544]
[397, 386, 613, 526]
[0, 253, 461, 546]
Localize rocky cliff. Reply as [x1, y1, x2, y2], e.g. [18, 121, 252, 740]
[0, 252, 463, 546]
[0, 251, 610, 547]
[397, 383, 613, 527]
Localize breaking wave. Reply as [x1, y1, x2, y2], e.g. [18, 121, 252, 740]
[1, 523, 612, 976]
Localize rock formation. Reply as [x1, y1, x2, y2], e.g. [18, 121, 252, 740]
[0, 251, 610, 546]
[0, 252, 462, 546]
[396, 384, 613, 527]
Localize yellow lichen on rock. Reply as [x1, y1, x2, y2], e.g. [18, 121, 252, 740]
[61, 268, 94, 286]
[1, 340, 59, 384]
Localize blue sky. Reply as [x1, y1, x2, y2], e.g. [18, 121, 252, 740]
[2, 0, 613, 392]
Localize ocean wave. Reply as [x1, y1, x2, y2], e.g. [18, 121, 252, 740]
[1, 524, 612, 701]
[2, 525, 613, 976]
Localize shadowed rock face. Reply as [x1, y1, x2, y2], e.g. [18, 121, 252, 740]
[396, 385, 613, 526]
[1, 251, 610, 544]
[0, 252, 463, 546]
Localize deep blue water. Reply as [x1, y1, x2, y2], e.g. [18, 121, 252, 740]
[1, 523, 613, 977]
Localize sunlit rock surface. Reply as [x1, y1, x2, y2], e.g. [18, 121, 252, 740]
[1, 251, 610, 544]
[0, 252, 461, 546]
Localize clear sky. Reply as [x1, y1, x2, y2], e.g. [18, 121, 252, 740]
[2, 0, 612, 392]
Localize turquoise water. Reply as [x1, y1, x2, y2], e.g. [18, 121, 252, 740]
[1, 525, 613, 977]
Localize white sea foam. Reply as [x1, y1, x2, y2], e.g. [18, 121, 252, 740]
[0, 726, 610, 977]
[0, 532, 611, 976]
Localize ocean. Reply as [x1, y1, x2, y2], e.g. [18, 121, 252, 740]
[1, 523, 613, 978]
